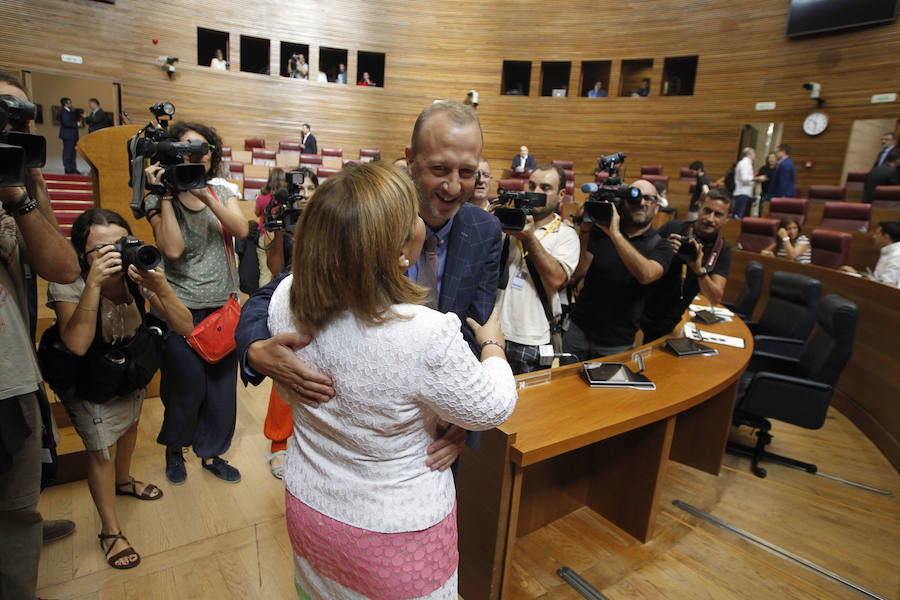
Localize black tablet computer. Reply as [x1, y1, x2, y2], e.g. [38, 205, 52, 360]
[583, 362, 655, 390]
[664, 337, 718, 357]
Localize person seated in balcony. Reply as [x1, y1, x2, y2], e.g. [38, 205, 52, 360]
[587, 81, 608, 98]
[761, 218, 810, 263]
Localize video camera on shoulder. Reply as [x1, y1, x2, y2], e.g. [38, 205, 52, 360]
[0, 95, 46, 187]
[264, 170, 306, 233]
[493, 190, 546, 231]
[127, 102, 209, 218]
[577, 152, 640, 226]
[113, 235, 162, 271]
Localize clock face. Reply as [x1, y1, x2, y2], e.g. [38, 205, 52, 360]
[803, 112, 829, 136]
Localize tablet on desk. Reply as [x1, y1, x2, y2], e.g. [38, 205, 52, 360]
[583, 362, 655, 390]
[693, 309, 725, 325]
[664, 337, 718, 357]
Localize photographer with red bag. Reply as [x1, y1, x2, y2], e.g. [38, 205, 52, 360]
[143, 120, 248, 486]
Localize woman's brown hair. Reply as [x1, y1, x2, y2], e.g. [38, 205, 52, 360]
[289, 162, 426, 332]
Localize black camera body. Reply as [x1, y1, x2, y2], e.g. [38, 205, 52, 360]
[494, 190, 546, 231]
[579, 154, 639, 226]
[0, 95, 46, 187]
[264, 170, 307, 233]
[127, 102, 208, 218]
[113, 236, 162, 271]
[676, 234, 699, 259]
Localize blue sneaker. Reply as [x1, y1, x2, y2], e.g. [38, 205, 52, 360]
[201, 457, 241, 483]
[165, 448, 186, 485]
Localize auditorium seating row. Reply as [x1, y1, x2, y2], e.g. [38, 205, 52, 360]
[237, 140, 381, 160]
[736, 216, 898, 270]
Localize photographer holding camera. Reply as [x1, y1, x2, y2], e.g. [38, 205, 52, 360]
[565, 178, 672, 360]
[142, 120, 249, 487]
[0, 71, 80, 600]
[641, 190, 733, 343]
[263, 167, 317, 287]
[287, 53, 309, 80]
[46, 209, 193, 570]
[495, 165, 579, 374]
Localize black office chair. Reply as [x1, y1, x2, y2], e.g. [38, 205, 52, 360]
[747, 271, 822, 348]
[723, 260, 763, 320]
[728, 294, 859, 478]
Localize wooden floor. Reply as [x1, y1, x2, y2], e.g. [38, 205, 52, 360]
[36, 379, 900, 600]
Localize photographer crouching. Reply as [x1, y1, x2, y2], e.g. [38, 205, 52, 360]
[44, 209, 193, 569]
[495, 165, 580, 374]
[139, 115, 249, 486]
[641, 189, 732, 343]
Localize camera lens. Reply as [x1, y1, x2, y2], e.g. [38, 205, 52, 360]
[134, 245, 162, 270]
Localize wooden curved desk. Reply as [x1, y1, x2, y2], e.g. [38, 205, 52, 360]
[456, 316, 753, 600]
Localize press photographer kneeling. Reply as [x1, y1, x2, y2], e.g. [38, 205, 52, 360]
[495, 165, 580, 374]
[42, 209, 193, 570]
[641, 189, 732, 343]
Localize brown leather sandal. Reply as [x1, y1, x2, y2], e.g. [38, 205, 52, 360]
[116, 477, 163, 501]
[98, 531, 141, 570]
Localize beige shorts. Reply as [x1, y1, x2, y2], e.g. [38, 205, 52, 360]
[61, 388, 144, 458]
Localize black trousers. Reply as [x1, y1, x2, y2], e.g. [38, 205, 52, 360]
[156, 306, 238, 458]
[61, 139, 78, 174]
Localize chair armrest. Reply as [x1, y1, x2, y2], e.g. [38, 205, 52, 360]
[753, 335, 805, 359]
[739, 371, 833, 429]
[748, 351, 800, 376]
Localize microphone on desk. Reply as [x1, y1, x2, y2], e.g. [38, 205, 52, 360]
[539, 346, 579, 366]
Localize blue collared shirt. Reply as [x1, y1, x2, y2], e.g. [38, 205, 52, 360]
[407, 217, 454, 300]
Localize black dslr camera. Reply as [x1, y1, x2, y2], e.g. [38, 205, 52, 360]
[264, 170, 307, 233]
[113, 236, 162, 271]
[0, 95, 46, 187]
[675, 233, 699, 259]
[127, 102, 209, 218]
[494, 190, 547, 231]
[578, 153, 640, 226]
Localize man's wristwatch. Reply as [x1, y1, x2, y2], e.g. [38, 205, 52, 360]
[4, 190, 38, 216]
[696, 267, 709, 278]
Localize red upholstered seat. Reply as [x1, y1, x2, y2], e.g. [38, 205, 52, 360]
[299, 153, 323, 166]
[738, 217, 779, 253]
[512, 169, 532, 179]
[820, 201, 871, 232]
[322, 147, 343, 157]
[278, 141, 301, 155]
[228, 162, 244, 180]
[359, 148, 381, 161]
[679, 167, 694, 181]
[563, 169, 574, 182]
[845, 170, 868, 192]
[316, 167, 340, 180]
[640, 164, 663, 175]
[242, 177, 266, 201]
[244, 138, 265, 151]
[810, 229, 852, 269]
[251, 148, 277, 166]
[565, 181, 574, 196]
[498, 178, 525, 192]
[808, 185, 846, 205]
[221, 146, 232, 158]
[872, 185, 900, 209]
[641, 173, 669, 191]
[552, 160, 574, 170]
[767, 197, 809, 226]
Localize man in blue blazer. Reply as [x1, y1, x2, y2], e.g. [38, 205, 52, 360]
[235, 100, 502, 466]
[769, 143, 796, 199]
[58, 97, 80, 174]
[511, 145, 535, 174]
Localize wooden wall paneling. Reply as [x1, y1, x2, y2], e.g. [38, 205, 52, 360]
[723, 251, 900, 471]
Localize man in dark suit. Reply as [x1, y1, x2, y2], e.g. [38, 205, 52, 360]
[85, 98, 111, 133]
[863, 148, 900, 203]
[769, 143, 796, 199]
[511, 145, 535, 174]
[58, 97, 80, 174]
[873, 132, 896, 168]
[235, 100, 501, 468]
[300, 122, 317, 155]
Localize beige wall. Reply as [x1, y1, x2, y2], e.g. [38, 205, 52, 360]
[841, 118, 899, 183]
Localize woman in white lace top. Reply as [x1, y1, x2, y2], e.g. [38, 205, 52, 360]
[267, 162, 517, 599]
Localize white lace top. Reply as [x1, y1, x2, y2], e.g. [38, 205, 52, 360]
[268, 275, 517, 533]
